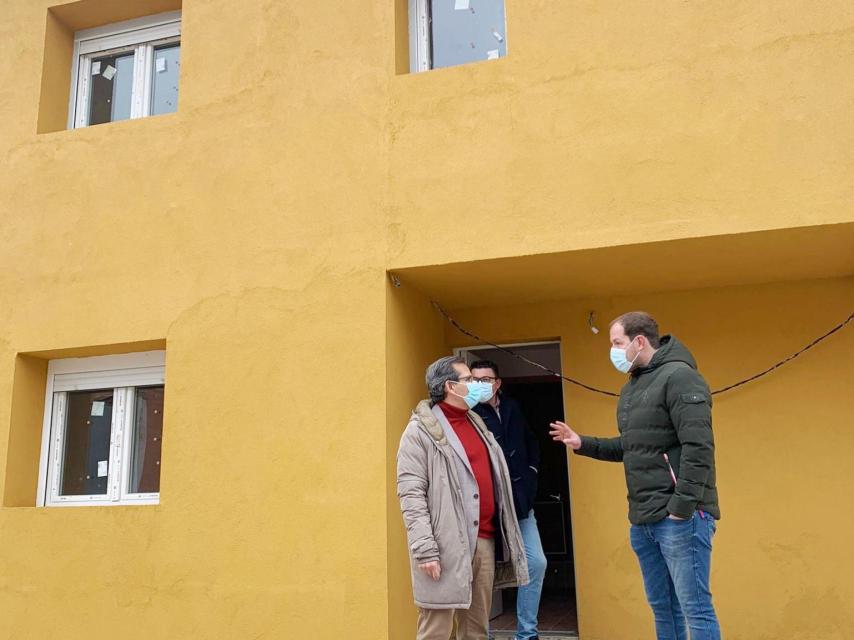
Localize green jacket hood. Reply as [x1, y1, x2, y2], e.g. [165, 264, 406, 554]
[635, 335, 697, 375]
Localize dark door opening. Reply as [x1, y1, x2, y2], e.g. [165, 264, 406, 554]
[460, 343, 578, 637]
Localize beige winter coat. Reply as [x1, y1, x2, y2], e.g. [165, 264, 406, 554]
[397, 400, 529, 610]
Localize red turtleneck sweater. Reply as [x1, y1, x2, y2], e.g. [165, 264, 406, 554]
[439, 402, 496, 539]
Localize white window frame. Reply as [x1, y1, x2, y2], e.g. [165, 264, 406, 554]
[409, 0, 432, 73]
[37, 351, 166, 507]
[67, 11, 181, 129]
[408, 0, 507, 73]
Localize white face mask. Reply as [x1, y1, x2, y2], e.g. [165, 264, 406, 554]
[610, 337, 640, 373]
[478, 383, 495, 403]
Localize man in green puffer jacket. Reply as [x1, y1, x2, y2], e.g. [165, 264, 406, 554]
[550, 311, 721, 640]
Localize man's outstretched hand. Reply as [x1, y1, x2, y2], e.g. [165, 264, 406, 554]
[549, 421, 582, 450]
[418, 560, 441, 581]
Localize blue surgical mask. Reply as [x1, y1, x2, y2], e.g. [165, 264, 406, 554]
[451, 381, 494, 408]
[610, 338, 640, 374]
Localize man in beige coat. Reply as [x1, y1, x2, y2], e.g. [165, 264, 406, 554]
[397, 356, 529, 640]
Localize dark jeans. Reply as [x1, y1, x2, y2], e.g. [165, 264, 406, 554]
[629, 511, 720, 640]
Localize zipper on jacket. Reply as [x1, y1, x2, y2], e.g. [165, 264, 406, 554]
[663, 452, 706, 519]
[663, 453, 678, 485]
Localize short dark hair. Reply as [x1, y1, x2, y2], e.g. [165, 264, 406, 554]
[610, 311, 661, 348]
[469, 359, 500, 378]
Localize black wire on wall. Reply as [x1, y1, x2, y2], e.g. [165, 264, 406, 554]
[431, 301, 854, 398]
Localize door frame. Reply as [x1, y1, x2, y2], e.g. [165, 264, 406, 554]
[454, 340, 580, 634]
[454, 339, 563, 366]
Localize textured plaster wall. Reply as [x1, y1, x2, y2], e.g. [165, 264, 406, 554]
[443, 277, 854, 640]
[0, 0, 852, 637]
[1, 0, 391, 637]
[387, 2, 854, 268]
[385, 280, 445, 639]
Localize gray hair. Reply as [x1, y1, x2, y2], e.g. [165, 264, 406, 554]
[425, 356, 465, 406]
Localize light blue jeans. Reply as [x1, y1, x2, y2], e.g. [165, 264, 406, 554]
[629, 511, 720, 640]
[516, 510, 547, 639]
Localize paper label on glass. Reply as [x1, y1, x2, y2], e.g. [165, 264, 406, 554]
[97, 460, 108, 477]
[454, 0, 470, 9]
[102, 65, 117, 81]
[156, 57, 167, 73]
[91, 61, 101, 75]
[91, 401, 105, 416]
[487, 49, 500, 60]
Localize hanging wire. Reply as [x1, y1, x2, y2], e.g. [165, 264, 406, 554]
[432, 301, 619, 397]
[431, 301, 854, 398]
[709, 310, 853, 395]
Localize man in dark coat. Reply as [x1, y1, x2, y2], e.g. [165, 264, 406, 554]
[471, 360, 546, 640]
[550, 312, 721, 640]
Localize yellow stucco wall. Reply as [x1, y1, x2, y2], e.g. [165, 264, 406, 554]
[385, 281, 446, 639]
[435, 276, 854, 640]
[0, 0, 852, 638]
[2, 0, 391, 637]
[387, 2, 854, 268]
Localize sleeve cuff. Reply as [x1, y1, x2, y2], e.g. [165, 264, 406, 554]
[666, 495, 697, 520]
[576, 436, 597, 457]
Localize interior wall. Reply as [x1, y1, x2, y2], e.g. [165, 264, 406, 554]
[385, 279, 448, 639]
[442, 276, 854, 640]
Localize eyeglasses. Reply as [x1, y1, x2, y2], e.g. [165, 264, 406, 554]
[472, 377, 496, 384]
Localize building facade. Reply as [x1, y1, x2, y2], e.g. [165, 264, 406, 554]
[1, 1, 853, 638]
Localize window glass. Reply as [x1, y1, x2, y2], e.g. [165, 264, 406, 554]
[129, 386, 164, 494]
[88, 52, 135, 126]
[150, 43, 181, 116]
[60, 390, 113, 496]
[430, 0, 506, 70]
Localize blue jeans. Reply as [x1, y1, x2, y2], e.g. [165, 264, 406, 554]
[516, 510, 547, 640]
[629, 512, 720, 640]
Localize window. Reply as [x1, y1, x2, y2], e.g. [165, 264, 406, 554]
[38, 351, 166, 507]
[410, 0, 506, 72]
[68, 11, 181, 129]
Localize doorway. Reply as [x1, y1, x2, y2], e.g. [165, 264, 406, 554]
[457, 342, 579, 638]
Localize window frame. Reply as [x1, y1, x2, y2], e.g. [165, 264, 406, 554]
[408, 0, 507, 73]
[410, 0, 432, 73]
[37, 351, 166, 508]
[67, 11, 182, 129]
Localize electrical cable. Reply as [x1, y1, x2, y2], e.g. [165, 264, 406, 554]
[431, 301, 854, 397]
[432, 301, 619, 397]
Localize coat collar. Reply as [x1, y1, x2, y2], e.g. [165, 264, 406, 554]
[413, 399, 490, 480]
[413, 400, 445, 442]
